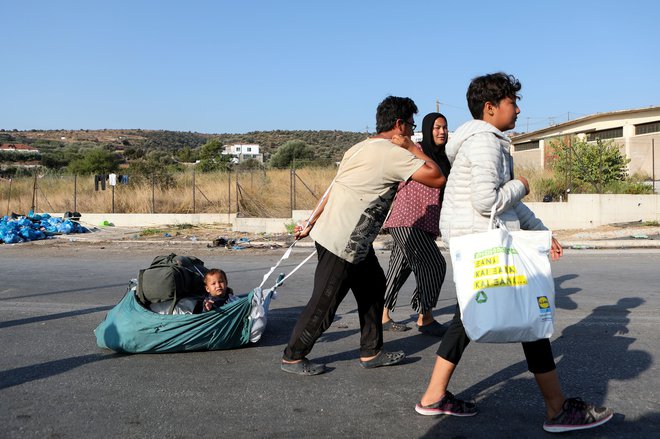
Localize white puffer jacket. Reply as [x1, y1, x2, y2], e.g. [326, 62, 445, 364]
[439, 120, 546, 245]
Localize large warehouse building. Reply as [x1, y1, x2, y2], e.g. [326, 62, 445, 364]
[511, 106, 660, 180]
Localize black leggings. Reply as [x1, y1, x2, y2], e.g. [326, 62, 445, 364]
[436, 306, 556, 374]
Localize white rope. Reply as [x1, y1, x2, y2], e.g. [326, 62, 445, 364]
[276, 250, 317, 286]
[258, 242, 295, 288]
[257, 242, 317, 290]
[299, 182, 333, 230]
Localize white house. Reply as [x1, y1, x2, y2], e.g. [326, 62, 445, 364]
[222, 144, 263, 164]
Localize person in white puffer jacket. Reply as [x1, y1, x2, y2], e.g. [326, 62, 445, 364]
[416, 72, 613, 434]
[439, 118, 544, 242]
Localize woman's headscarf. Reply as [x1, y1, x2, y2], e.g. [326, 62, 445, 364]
[419, 112, 451, 180]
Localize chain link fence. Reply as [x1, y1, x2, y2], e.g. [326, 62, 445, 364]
[1, 167, 336, 218]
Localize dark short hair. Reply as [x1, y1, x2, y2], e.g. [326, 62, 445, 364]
[467, 73, 522, 119]
[205, 268, 227, 283]
[375, 96, 418, 133]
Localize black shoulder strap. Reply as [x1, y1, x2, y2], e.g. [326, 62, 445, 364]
[137, 269, 146, 302]
[167, 266, 187, 314]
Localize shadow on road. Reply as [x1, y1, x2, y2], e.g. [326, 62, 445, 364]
[0, 283, 128, 301]
[0, 305, 114, 329]
[0, 353, 111, 390]
[420, 279, 654, 437]
[554, 274, 581, 310]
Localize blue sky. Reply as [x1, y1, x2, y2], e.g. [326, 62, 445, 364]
[2, 0, 658, 134]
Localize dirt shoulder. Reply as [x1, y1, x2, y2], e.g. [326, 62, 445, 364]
[37, 221, 660, 251]
[3, 220, 659, 253]
[37, 223, 298, 254]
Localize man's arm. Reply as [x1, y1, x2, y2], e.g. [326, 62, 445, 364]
[294, 188, 330, 239]
[391, 134, 446, 188]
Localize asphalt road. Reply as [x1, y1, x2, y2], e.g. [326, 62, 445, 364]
[1, 242, 659, 438]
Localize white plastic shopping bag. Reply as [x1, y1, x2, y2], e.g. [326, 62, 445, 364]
[449, 219, 555, 343]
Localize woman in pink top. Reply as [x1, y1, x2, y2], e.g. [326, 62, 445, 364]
[382, 112, 450, 336]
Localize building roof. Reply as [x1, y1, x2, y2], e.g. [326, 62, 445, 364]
[0, 143, 40, 152]
[511, 105, 660, 143]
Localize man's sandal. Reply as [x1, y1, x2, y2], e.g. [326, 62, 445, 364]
[281, 358, 327, 376]
[359, 350, 406, 369]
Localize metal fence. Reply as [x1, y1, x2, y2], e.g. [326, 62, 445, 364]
[1, 167, 335, 218]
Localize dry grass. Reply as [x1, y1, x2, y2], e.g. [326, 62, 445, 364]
[3, 166, 556, 216]
[1, 168, 337, 217]
[514, 165, 557, 202]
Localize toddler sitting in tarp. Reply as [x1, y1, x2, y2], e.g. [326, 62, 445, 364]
[202, 268, 238, 311]
[148, 268, 237, 315]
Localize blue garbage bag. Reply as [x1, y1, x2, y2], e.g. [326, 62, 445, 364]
[19, 227, 45, 240]
[0, 212, 87, 243]
[58, 221, 74, 234]
[2, 231, 23, 244]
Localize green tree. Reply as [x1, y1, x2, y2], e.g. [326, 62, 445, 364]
[176, 146, 197, 163]
[235, 158, 263, 171]
[269, 140, 314, 169]
[123, 146, 146, 160]
[66, 148, 120, 174]
[197, 139, 232, 172]
[40, 152, 69, 169]
[549, 136, 630, 193]
[127, 151, 180, 188]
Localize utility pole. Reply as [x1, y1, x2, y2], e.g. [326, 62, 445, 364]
[192, 167, 196, 214]
[151, 175, 155, 213]
[653, 138, 656, 193]
[73, 174, 77, 213]
[5, 177, 12, 216]
[436, 99, 440, 113]
[31, 173, 37, 212]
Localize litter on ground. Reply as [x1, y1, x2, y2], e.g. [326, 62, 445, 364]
[0, 212, 89, 244]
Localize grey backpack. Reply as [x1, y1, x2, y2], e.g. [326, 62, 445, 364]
[136, 253, 208, 314]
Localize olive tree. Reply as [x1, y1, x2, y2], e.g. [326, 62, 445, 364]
[549, 136, 630, 193]
[269, 140, 315, 169]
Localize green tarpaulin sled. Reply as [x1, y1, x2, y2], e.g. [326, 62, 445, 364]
[94, 285, 275, 354]
[95, 243, 315, 354]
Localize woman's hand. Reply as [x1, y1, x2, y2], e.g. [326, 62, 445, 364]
[391, 134, 415, 150]
[550, 237, 563, 261]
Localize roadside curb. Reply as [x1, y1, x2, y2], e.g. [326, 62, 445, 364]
[557, 240, 660, 250]
[54, 234, 660, 250]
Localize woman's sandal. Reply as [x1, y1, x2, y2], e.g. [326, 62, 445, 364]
[382, 319, 411, 332]
[359, 350, 406, 369]
[417, 320, 447, 337]
[281, 358, 327, 376]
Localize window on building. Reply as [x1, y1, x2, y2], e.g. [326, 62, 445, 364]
[247, 147, 252, 152]
[635, 121, 660, 135]
[586, 127, 622, 141]
[514, 141, 539, 152]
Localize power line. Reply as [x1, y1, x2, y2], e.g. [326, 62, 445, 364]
[437, 101, 468, 111]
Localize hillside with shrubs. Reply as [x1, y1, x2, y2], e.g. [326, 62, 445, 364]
[0, 128, 368, 176]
